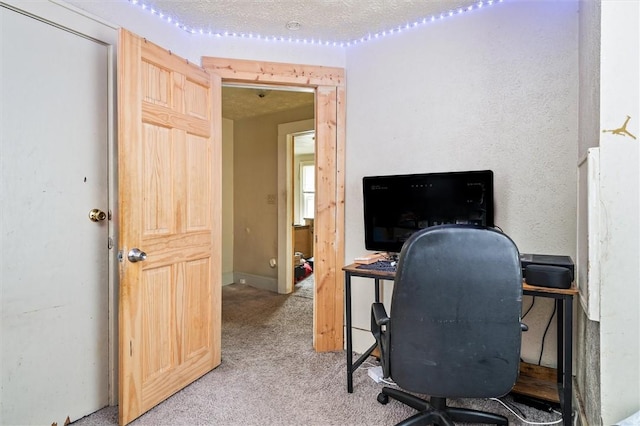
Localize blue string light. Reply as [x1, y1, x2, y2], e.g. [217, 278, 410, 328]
[126, 0, 504, 47]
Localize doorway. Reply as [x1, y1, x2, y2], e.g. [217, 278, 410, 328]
[221, 85, 314, 294]
[278, 119, 315, 294]
[207, 57, 346, 352]
[292, 131, 316, 288]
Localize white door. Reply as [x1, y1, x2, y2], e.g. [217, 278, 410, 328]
[0, 6, 110, 425]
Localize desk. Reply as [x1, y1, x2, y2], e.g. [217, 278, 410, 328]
[342, 263, 578, 425]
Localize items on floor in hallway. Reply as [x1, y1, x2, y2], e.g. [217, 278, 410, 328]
[294, 253, 313, 282]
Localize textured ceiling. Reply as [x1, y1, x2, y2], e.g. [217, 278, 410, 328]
[222, 86, 314, 121]
[222, 87, 315, 153]
[119, 0, 492, 120]
[133, 0, 484, 44]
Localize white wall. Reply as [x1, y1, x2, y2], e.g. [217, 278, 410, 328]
[575, 1, 640, 423]
[597, 2, 640, 423]
[344, 0, 580, 365]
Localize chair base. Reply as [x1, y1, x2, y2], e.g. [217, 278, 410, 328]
[378, 387, 508, 426]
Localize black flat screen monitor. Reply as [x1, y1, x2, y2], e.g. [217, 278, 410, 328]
[363, 170, 494, 254]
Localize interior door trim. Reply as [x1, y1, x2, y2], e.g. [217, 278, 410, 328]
[202, 57, 346, 352]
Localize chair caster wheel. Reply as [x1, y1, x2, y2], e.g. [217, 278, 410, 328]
[377, 393, 389, 405]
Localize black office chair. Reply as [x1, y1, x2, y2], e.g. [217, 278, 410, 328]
[371, 225, 525, 426]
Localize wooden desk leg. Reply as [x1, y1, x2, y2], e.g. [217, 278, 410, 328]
[345, 272, 353, 393]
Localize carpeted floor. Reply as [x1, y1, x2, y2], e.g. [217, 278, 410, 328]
[293, 273, 314, 299]
[71, 283, 563, 426]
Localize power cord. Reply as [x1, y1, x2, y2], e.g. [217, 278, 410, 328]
[522, 296, 536, 319]
[500, 397, 526, 419]
[365, 364, 561, 423]
[380, 377, 397, 386]
[538, 302, 557, 365]
[521, 296, 558, 366]
[365, 357, 562, 423]
[364, 362, 398, 387]
[490, 398, 563, 425]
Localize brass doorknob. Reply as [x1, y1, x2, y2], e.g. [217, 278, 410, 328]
[89, 208, 107, 222]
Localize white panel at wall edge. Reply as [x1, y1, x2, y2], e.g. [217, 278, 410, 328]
[577, 148, 601, 321]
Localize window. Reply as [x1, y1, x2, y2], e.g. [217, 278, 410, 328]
[300, 161, 315, 220]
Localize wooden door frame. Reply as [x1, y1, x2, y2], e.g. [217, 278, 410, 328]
[202, 57, 345, 352]
[277, 119, 315, 295]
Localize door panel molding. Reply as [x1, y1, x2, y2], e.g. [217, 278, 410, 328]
[203, 57, 345, 352]
[118, 30, 221, 425]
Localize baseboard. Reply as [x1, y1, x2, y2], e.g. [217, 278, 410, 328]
[234, 272, 277, 292]
[222, 272, 235, 286]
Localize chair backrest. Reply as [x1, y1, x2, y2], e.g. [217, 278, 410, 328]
[389, 225, 523, 398]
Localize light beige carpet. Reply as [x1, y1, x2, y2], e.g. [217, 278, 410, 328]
[293, 273, 314, 299]
[71, 283, 562, 426]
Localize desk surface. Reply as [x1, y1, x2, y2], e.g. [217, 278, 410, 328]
[342, 263, 578, 295]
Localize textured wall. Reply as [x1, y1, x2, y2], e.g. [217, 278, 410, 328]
[578, 0, 602, 160]
[576, 1, 602, 424]
[344, 0, 580, 363]
[576, 310, 601, 424]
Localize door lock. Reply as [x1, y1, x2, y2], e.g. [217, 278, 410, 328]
[89, 208, 107, 222]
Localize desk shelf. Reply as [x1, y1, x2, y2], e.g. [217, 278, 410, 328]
[512, 362, 560, 404]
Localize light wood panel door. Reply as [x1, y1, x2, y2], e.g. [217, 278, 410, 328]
[118, 29, 221, 425]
